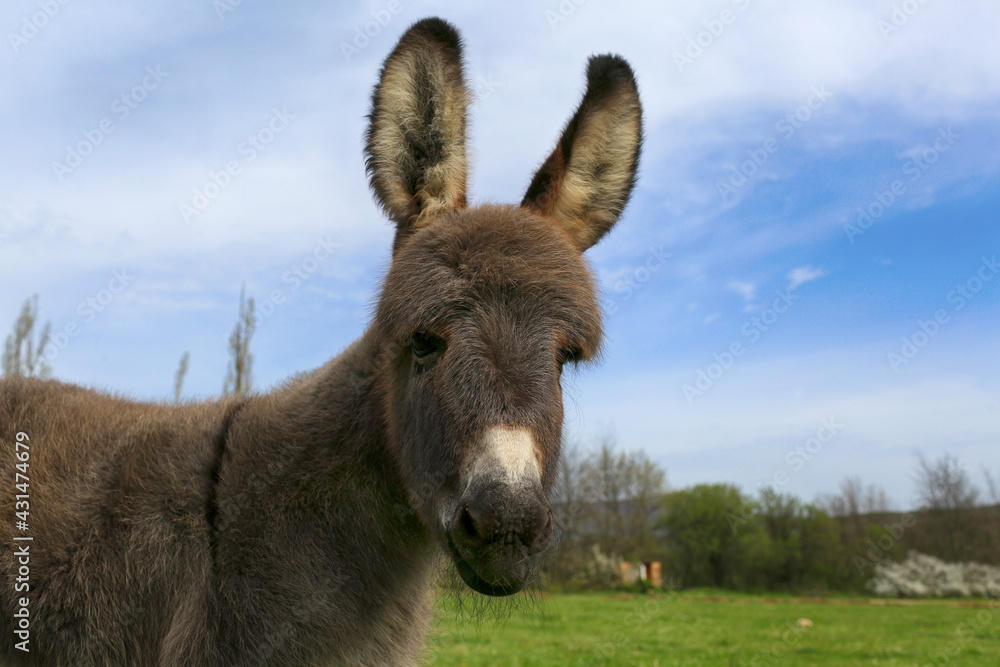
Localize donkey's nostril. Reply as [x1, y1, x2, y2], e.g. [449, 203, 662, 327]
[459, 506, 480, 540]
[528, 506, 554, 549]
[453, 501, 501, 546]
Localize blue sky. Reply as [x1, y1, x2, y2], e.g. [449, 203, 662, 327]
[2, 1, 998, 510]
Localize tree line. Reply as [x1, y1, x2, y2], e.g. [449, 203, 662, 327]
[544, 439, 1000, 593]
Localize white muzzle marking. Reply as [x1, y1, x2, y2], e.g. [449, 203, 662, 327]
[472, 427, 541, 487]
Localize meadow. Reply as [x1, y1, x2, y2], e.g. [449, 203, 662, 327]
[423, 591, 998, 666]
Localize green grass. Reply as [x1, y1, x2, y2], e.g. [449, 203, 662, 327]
[423, 590, 999, 666]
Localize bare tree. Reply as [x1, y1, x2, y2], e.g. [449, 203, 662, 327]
[544, 439, 586, 583]
[577, 432, 666, 560]
[173, 352, 190, 403]
[828, 476, 862, 518]
[223, 287, 256, 396]
[914, 452, 980, 510]
[816, 475, 890, 548]
[552, 439, 583, 530]
[982, 466, 1000, 506]
[2, 295, 52, 378]
[819, 476, 890, 517]
[624, 450, 666, 556]
[912, 452, 988, 562]
[861, 484, 891, 514]
[580, 433, 628, 557]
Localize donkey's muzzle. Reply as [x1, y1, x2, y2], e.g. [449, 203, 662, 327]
[446, 483, 553, 596]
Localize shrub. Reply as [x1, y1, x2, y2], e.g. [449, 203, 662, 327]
[869, 551, 1000, 598]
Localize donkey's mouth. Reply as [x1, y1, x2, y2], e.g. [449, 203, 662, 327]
[445, 534, 527, 596]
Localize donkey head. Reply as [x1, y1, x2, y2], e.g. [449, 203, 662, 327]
[367, 18, 641, 596]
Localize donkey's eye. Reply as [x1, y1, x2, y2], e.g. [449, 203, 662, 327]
[411, 332, 445, 359]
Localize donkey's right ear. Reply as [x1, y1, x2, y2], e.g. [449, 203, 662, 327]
[364, 18, 469, 248]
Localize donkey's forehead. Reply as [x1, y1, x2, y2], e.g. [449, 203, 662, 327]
[377, 205, 602, 341]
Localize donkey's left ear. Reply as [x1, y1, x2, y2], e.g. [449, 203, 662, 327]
[522, 55, 642, 252]
[365, 18, 469, 248]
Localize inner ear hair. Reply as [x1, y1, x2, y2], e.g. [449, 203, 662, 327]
[522, 54, 643, 252]
[364, 18, 470, 243]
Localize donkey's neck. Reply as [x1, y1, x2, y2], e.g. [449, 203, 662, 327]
[229, 328, 396, 485]
[211, 328, 437, 664]
[219, 326, 427, 552]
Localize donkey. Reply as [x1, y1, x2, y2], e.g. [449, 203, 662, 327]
[0, 17, 642, 667]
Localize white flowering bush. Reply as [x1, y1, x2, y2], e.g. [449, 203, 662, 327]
[869, 551, 1000, 598]
[572, 544, 620, 589]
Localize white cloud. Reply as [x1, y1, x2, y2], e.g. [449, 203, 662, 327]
[727, 280, 757, 303]
[787, 266, 827, 291]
